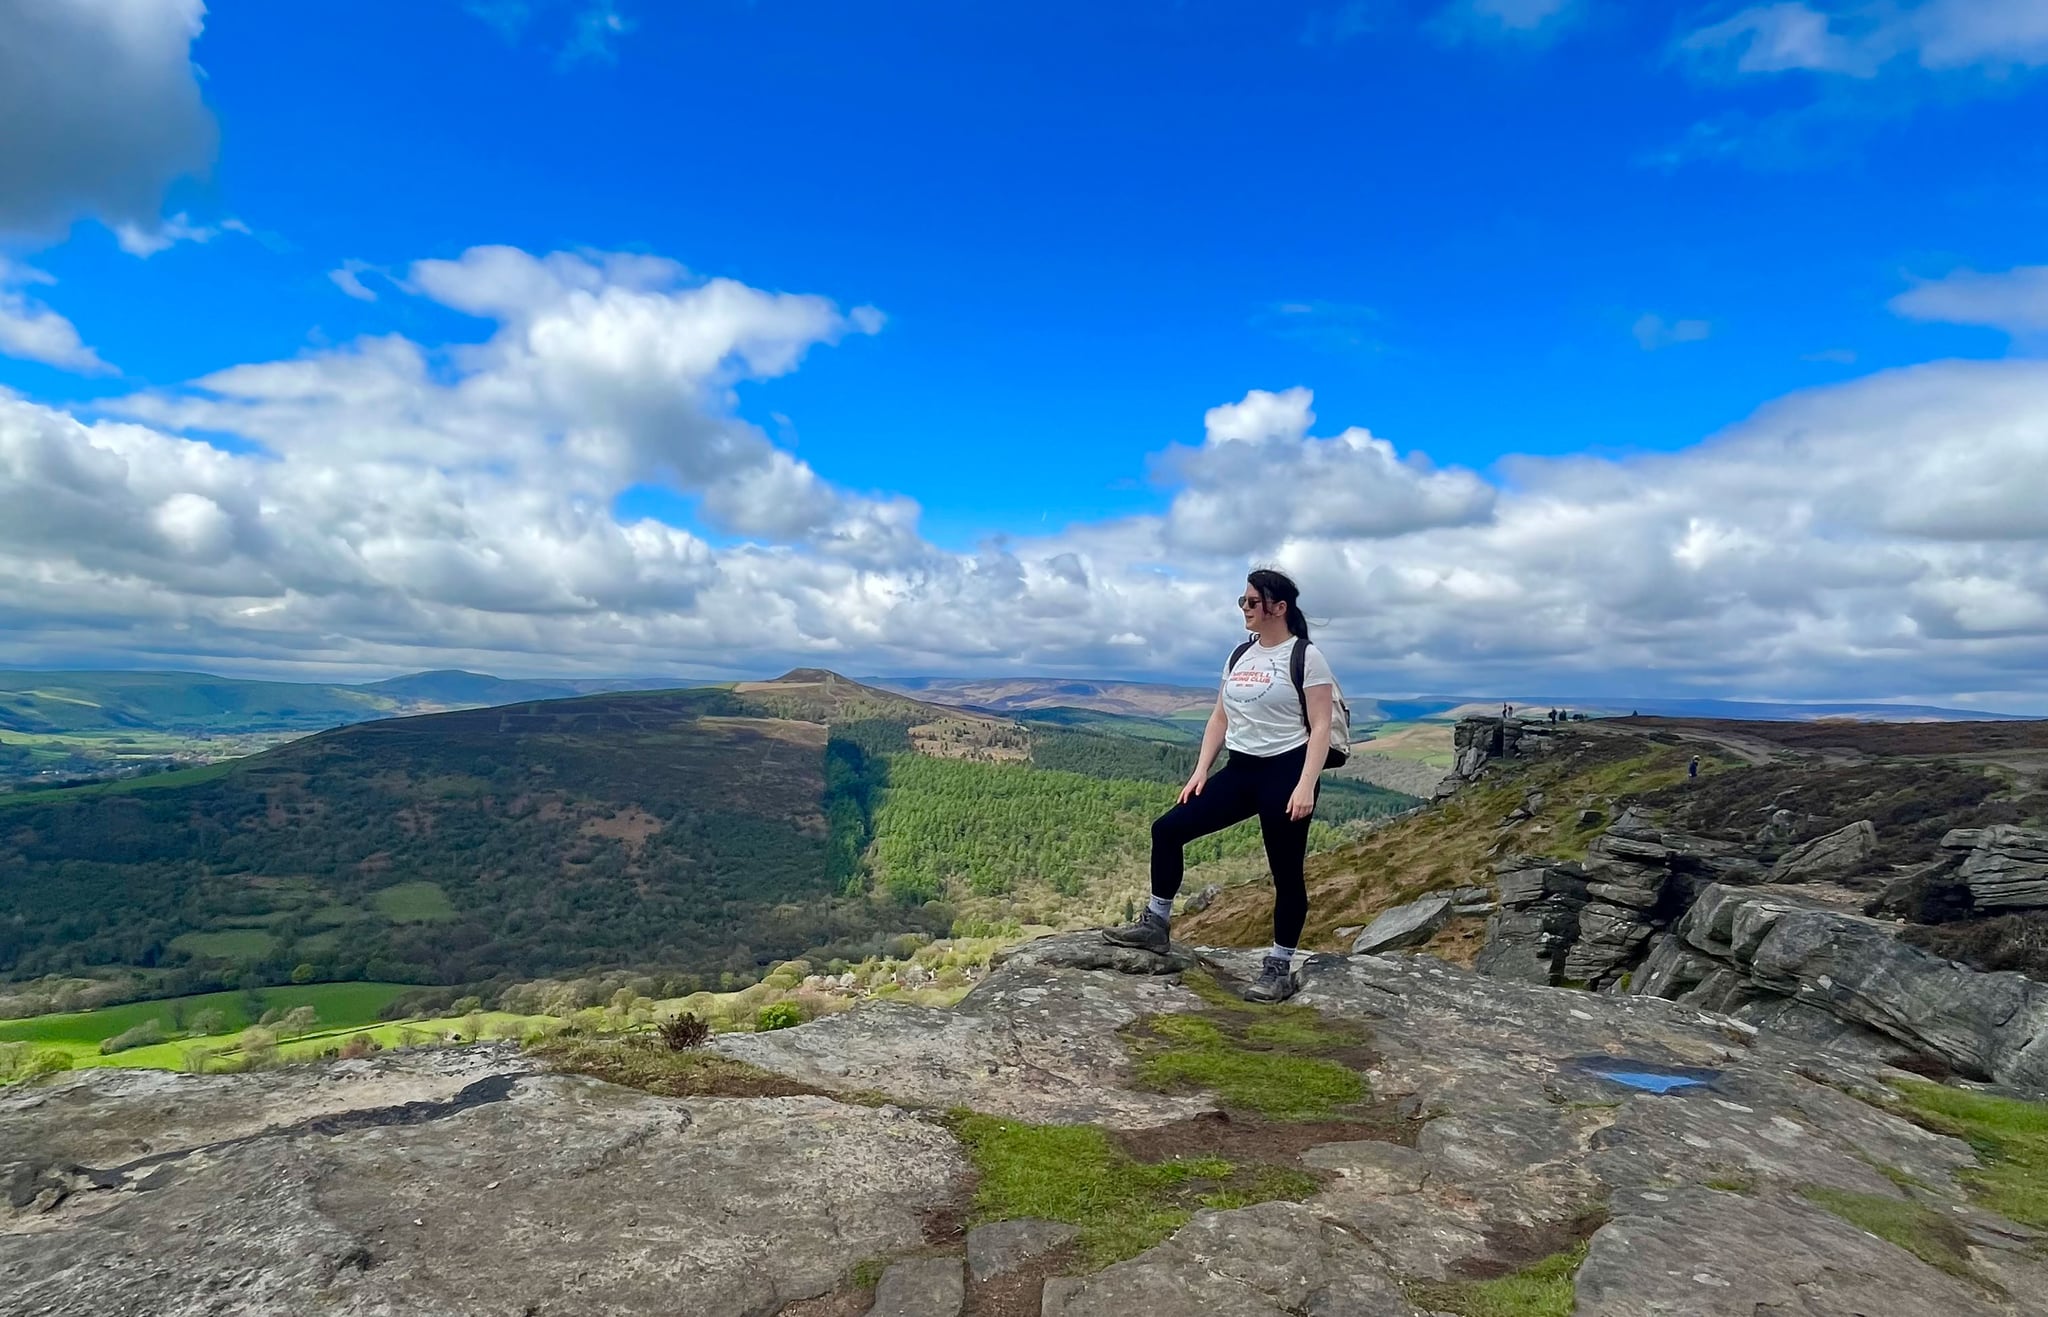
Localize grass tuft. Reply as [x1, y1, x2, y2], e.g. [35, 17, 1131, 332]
[1123, 970, 1370, 1120]
[947, 1111, 1316, 1268]
[1799, 1185, 1982, 1285]
[1886, 1078, 2048, 1230]
[1139, 1045, 1365, 1120]
[1405, 1243, 1587, 1317]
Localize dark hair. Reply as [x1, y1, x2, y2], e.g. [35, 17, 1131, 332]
[1245, 568, 1309, 641]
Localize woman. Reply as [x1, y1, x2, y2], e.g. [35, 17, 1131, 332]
[1103, 568, 1337, 1003]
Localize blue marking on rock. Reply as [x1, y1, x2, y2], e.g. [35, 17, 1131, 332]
[1592, 1069, 1707, 1094]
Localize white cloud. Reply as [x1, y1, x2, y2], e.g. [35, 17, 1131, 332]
[1682, 0, 2048, 78]
[1633, 313, 1713, 350]
[1891, 265, 2048, 334]
[5, 243, 2048, 708]
[0, 259, 113, 374]
[112, 213, 250, 258]
[329, 261, 381, 302]
[1160, 388, 1497, 555]
[0, 0, 217, 237]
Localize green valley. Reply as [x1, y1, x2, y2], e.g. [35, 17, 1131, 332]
[0, 670, 1416, 1012]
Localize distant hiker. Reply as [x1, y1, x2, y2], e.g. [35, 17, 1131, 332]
[1688, 755, 1700, 780]
[1104, 568, 1344, 1004]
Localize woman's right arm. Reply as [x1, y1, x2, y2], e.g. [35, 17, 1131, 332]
[1182, 695, 1227, 803]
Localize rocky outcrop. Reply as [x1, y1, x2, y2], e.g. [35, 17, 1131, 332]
[1478, 807, 1764, 990]
[1633, 881, 2048, 1089]
[8, 936, 2048, 1316]
[1868, 825, 2048, 923]
[1434, 714, 1560, 797]
[1767, 817, 1877, 881]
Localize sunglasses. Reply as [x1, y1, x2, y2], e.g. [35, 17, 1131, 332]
[1236, 596, 1268, 610]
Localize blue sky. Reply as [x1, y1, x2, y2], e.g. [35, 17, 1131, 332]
[2, 0, 2047, 706]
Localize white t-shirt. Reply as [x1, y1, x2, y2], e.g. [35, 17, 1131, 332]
[1220, 638, 1336, 756]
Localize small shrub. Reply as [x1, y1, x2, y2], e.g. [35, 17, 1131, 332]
[182, 1045, 216, 1074]
[190, 1008, 227, 1035]
[756, 1002, 805, 1032]
[0, 1042, 74, 1084]
[239, 1027, 280, 1069]
[99, 1019, 167, 1055]
[657, 1012, 711, 1050]
[338, 1034, 382, 1060]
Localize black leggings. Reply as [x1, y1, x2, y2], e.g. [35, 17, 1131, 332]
[1150, 746, 1316, 948]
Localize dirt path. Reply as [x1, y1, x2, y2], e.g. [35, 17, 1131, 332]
[1578, 719, 1785, 767]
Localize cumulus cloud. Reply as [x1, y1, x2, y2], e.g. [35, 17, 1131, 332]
[1160, 388, 1497, 555]
[0, 259, 113, 374]
[1891, 265, 2048, 334]
[4, 243, 2048, 707]
[113, 213, 250, 259]
[1633, 313, 1712, 350]
[0, 0, 217, 238]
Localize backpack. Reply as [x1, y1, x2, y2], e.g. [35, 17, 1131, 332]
[1227, 636, 1351, 769]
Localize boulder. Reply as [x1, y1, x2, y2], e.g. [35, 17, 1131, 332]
[1767, 818, 1877, 881]
[1352, 894, 1455, 955]
[1178, 883, 1224, 916]
[1957, 825, 2048, 910]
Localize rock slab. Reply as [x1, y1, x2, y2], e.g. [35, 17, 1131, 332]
[966, 1218, 1078, 1283]
[1768, 818, 1877, 881]
[1351, 894, 1454, 954]
[866, 1257, 964, 1317]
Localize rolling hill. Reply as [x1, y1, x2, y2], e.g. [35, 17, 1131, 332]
[0, 671, 1422, 999]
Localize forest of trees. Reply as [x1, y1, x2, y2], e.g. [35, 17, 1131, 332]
[0, 693, 1417, 1000]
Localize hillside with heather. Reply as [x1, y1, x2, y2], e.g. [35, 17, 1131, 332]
[0, 672, 1414, 1002]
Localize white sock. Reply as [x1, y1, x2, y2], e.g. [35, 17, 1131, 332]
[1268, 944, 1296, 963]
[1147, 895, 1174, 921]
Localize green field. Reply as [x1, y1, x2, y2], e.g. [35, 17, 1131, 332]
[373, 881, 458, 923]
[0, 982, 416, 1054]
[168, 929, 277, 959]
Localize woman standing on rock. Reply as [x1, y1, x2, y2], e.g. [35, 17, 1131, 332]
[1103, 568, 1340, 1003]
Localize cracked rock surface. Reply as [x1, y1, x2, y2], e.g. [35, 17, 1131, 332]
[1, 1050, 966, 1317]
[8, 934, 2048, 1316]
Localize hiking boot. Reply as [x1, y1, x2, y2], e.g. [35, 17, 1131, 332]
[1243, 955, 1297, 1004]
[1102, 908, 1171, 954]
